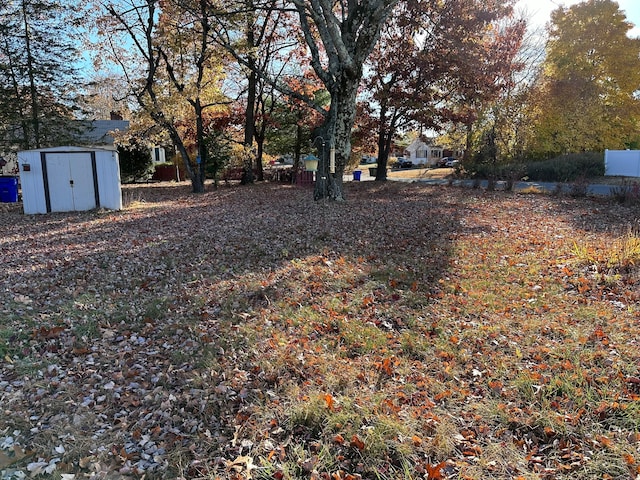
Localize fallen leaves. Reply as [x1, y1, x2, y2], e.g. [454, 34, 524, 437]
[1, 182, 640, 479]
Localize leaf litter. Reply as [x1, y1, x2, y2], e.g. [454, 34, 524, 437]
[1, 181, 640, 479]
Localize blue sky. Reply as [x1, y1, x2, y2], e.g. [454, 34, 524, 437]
[516, 0, 640, 37]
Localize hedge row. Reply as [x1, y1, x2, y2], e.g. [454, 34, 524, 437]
[466, 152, 605, 183]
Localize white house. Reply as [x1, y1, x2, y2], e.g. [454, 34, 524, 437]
[405, 137, 444, 166]
[18, 146, 122, 214]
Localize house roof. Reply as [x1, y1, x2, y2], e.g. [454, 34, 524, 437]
[77, 120, 129, 145]
[406, 137, 442, 153]
[406, 138, 424, 153]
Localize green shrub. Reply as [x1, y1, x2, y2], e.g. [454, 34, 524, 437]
[525, 152, 604, 182]
[464, 152, 604, 184]
[118, 142, 154, 183]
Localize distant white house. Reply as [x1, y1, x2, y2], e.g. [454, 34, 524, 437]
[151, 146, 167, 163]
[405, 137, 443, 166]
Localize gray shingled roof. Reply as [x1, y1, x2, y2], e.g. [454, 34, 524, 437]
[77, 120, 130, 145]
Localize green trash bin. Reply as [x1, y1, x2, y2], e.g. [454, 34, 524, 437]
[353, 170, 362, 181]
[369, 167, 377, 177]
[0, 176, 18, 203]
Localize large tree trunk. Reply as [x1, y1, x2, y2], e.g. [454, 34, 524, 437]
[314, 77, 359, 201]
[375, 103, 391, 181]
[193, 99, 207, 193]
[21, 0, 40, 148]
[152, 111, 205, 193]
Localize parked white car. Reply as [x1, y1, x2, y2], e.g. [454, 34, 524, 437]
[445, 159, 459, 167]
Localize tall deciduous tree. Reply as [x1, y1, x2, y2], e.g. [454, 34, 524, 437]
[362, 0, 525, 180]
[240, 0, 299, 182]
[0, 0, 84, 151]
[292, 0, 397, 200]
[531, 0, 640, 157]
[97, 0, 230, 193]
[200, 0, 302, 182]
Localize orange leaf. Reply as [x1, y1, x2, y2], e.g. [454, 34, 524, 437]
[379, 357, 393, 376]
[426, 461, 446, 480]
[33, 326, 65, 339]
[488, 380, 503, 392]
[597, 435, 612, 448]
[434, 390, 451, 402]
[350, 434, 365, 451]
[560, 359, 573, 370]
[324, 393, 336, 412]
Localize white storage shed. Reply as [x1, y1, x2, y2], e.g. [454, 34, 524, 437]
[18, 146, 122, 214]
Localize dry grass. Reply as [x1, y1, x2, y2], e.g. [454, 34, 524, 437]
[1, 181, 640, 479]
[386, 167, 454, 180]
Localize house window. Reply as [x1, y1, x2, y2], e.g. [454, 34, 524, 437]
[418, 149, 427, 157]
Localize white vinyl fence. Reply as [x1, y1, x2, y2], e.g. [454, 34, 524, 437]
[605, 149, 640, 177]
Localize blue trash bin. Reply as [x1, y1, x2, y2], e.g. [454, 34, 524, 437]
[352, 170, 362, 181]
[0, 176, 18, 203]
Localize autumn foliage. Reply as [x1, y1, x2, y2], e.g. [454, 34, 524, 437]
[1, 181, 640, 478]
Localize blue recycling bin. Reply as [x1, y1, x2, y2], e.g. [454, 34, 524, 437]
[352, 170, 362, 181]
[0, 176, 18, 203]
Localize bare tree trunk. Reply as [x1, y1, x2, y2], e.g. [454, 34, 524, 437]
[292, 123, 303, 184]
[242, 5, 257, 184]
[375, 103, 391, 181]
[21, 0, 40, 148]
[314, 77, 359, 201]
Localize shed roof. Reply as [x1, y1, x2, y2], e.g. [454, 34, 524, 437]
[19, 145, 117, 153]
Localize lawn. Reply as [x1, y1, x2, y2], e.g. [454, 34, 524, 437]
[1, 181, 640, 479]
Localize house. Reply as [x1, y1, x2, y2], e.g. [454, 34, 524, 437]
[405, 136, 444, 166]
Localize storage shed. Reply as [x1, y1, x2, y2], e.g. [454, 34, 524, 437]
[18, 146, 122, 214]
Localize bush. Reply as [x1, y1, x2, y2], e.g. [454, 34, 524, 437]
[464, 152, 605, 185]
[118, 142, 154, 183]
[463, 161, 526, 189]
[524, 152, 604, 182]
[611, 180, 640, 204]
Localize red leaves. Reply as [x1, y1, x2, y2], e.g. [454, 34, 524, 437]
[375, 357, 395, 376]
[576, 277, 591, 294]
[4, 183, 640, 480]
[425, 461, 446, 480]
[32, 325, 65, 339]
[361, 295, 374, 307]
[349, 434, 365, 451]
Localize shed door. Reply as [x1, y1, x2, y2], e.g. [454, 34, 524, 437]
[46, 153, 97, 212]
